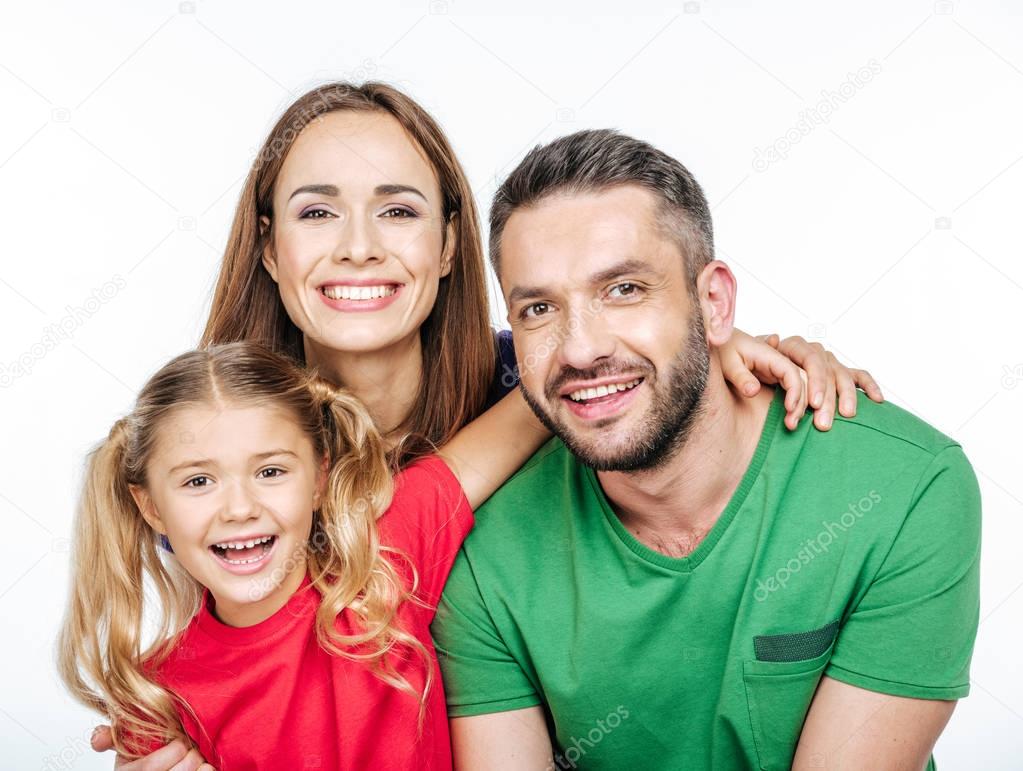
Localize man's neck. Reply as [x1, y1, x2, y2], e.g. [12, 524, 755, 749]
[597, 367, 776, 558]
[304, 334, 423, 443]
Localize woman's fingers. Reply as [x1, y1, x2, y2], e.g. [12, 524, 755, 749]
[92, 725, 114, 752]
[851, 368, 884, 404]
[775, 336, 830, 410]
[116, 739, 191, 770]
[814, 364, 838, 430]
[719, 339, 762, 397]
[831, 353, 861, 418]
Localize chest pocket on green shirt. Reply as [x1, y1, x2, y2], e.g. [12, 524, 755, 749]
[742, 620, 840, 771]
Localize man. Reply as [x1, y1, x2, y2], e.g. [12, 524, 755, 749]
[431, 129, 981, 770]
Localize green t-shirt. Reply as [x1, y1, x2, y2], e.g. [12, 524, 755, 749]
[432, 389, 981, 770]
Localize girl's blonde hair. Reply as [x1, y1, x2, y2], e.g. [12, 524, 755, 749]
[57, 342, 430, 757]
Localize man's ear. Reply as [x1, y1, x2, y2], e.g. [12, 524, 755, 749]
[260, 215, 279, 283]
[129, 484, 167, 536]
[439, 212, 458, 278]
[696, 260, 738, 346]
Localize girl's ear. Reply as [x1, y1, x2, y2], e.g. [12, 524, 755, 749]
[129, 484, 167, 535]
[312, 453, 330, 509]
[440, 212, 458, 278]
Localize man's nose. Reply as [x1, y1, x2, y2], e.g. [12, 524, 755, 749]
[555, 305, 615, 372]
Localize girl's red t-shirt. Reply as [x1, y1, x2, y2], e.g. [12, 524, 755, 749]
[140, 456, 474, 770]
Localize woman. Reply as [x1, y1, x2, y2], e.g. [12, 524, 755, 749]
[91, 81, 879, 769]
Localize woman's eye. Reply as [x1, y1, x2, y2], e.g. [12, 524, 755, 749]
[300, 208, 333, 220]
[522, 302, 552, 319]
[185, 476, 210, 488]
[381, 207, 416, 219]
[608, 282, 640, 298]
[258, 467, 285, 479]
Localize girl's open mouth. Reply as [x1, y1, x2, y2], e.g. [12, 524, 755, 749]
[209, 535, 278, 573]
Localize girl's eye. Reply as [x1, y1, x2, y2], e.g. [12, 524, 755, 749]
[608, 282, 640, 298]
[185, 476, 210, 488]
[522, 302, 552, 319]
[300, 208, 333, 220]
[381, 206, 416, 219]
[258, 467, 285, 479]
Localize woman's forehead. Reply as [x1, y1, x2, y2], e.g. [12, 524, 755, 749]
[278, 110, 441, 200]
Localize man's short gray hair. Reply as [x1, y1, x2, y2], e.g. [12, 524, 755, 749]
[489, 128, 714, 284]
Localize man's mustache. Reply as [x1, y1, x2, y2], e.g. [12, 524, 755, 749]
[545, 360, 654, 400]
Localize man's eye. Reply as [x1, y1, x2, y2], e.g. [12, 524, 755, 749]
[608, 282, 640, 298]
[185, 476, 210, 488]
[522, 302, 552, 319]
[300, 208, 333, 219]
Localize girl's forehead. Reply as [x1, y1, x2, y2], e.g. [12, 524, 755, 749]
[151, 403, 314, 463]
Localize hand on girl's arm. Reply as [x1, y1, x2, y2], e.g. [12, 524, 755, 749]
[720, 328, 883, 431]
[90, 724, 214, 771]
[438, 390, 551, 510]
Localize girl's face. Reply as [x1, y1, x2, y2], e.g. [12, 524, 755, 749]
[132, 403, 326, 628]
[263, 110, 455, 359]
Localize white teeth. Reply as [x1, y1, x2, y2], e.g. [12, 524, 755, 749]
[322, 284, 397, 301]
[568, 378, 642, 402]
[213, 535, 274, 550]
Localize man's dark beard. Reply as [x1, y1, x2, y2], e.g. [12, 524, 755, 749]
[520, 314, 710, 472]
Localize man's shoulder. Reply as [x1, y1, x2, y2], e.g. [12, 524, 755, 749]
[467, 437, 581, 539]
[829, 391, 960, 459]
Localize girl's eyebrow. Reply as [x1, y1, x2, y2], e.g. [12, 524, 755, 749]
[167, 449, 299, 474]
[287, 183, 428, 202]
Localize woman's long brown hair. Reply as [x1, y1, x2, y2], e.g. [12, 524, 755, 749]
[200, 82, 495, 467]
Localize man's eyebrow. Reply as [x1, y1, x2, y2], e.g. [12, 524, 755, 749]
[167, 449, 299, 474]
[587, 258, 658, 286]
[508, 285, 550, 304]
[288, 184, 339, 201]
[507, 259, 657, 305]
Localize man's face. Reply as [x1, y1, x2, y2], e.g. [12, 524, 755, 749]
[500, 185, 710, 471]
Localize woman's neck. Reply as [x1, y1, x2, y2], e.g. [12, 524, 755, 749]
[303, 334, 424, 441]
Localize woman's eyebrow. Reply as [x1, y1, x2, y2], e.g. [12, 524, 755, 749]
[374, 183, 427, 202]
[289, 183, 339, 201]
[287, 183, 428, 203]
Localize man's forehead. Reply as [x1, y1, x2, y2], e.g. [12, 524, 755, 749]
[499, 187, 679, 291]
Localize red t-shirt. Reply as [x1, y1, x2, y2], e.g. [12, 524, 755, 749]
[138, 456, 474, 770]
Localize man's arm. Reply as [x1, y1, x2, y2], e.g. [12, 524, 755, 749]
[792, 676, 956, 770]
[451, 707, 555, 771]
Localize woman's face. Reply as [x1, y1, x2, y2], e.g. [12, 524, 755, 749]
[263, 110, 454, 358]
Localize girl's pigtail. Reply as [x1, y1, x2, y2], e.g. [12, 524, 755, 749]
[57, 418, 193, 757]
[305, 377, 434, 724]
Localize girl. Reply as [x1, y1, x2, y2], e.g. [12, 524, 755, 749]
[60, 341, 550, 770]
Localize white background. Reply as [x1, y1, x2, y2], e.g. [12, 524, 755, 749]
[1, 1, 1020, 767]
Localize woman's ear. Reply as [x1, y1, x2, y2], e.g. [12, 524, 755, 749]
[260, 215, 279, 283]
[440, 212, 459, 278]
[129, 484, 167, 536]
